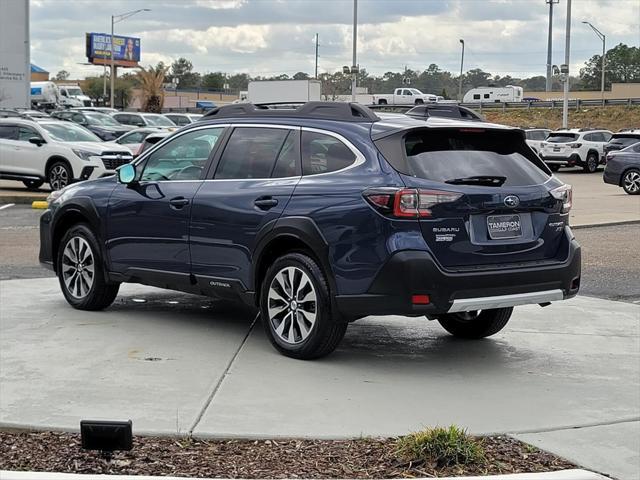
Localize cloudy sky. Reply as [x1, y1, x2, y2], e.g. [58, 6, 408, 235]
[30, 0, 640, 80]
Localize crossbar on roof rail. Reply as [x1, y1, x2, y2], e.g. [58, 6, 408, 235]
[202, 101, 380, 123]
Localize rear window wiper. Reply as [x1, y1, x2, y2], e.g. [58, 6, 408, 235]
[444, 175, 507, 186]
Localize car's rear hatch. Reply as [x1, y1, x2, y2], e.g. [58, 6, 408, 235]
[374, 126, 570, 270]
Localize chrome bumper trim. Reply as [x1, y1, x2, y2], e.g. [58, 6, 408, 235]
[448, 289, 564, 313]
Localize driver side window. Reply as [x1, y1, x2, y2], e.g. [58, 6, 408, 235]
[140, 128, 223, 182]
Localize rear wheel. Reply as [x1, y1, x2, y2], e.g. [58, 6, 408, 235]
[549, 164, 560, 172]
[436, 307, 513, 339]
[377, 99, 387, 105]
[583, 153, 599, 173]
[260, 253, 347, 359]
[622, 169, 640, 195]
[57, 224, 120, 310]
[22, 179, 44, 190]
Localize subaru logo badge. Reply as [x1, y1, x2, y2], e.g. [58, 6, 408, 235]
[504, 195, 520, 208]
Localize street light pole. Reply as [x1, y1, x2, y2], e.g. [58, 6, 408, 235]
[562, 0, 572, 129]
[110, 8, 150, 109]
[315, 33, 319, 80]
[545, 0, 559, 92]
[351, 0, 357, 102]
[582, 21, 606, 101]
[458, 39, 465, 102]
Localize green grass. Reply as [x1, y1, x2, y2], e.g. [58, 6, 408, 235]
[395, 425, 486, 468]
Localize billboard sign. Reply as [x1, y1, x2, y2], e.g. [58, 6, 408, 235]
[86, 33, 140, 67]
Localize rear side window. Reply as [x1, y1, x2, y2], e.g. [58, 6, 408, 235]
[215, 127, 290, 179]
[547, 133, 578, 143]
[0, 125, 17, 139]
[302, 131, 356, 175]
[384, 128, 549, 187]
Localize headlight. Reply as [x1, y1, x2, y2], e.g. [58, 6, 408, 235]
[72, 149, 97, 161]
[46, 188, 65, 205]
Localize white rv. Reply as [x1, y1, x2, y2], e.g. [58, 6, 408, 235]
[463, 86, 523, 103]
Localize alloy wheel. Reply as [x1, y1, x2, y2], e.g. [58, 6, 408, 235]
[49, 165, 69, 190]
[61, 236, 95, 299]
[623, 171, 640, 194]
[267, 266, 317, 344]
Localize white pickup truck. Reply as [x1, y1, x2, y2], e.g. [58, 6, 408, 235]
[372, 88, 438, 105]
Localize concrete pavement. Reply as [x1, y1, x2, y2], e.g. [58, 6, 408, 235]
[1, 278, 638, 478]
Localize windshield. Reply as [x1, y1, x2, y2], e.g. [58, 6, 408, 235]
[398, 129, 549, 187]
[547, 133, 578, 143]
[143, 115, 175, 127]
[409, 89, 422, 95]
[85, 113, 120, 126]
[610, 135, 640, 146]
[41, 123, 101, 142]
[65, 88, 83, 96]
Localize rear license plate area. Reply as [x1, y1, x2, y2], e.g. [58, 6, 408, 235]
[487, 214, 522, 239]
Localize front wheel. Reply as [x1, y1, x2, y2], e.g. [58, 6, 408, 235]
[57, 224, 120, 310]
[583, 153, 599, 173]
[260, 253, 347, 359]
[48, 161, 72, 190]
[414, 99, 424, 105]
[549, 164, 560, 172]
[622, 169, 640, 195]
[436, 307, 513, 339]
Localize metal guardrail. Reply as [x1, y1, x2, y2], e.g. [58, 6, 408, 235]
[368, 98, 640, 112]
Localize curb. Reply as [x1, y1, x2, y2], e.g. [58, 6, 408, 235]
[572, 219, 640, 229]
[0, 195, 48, 205]
[0, 469, 610, 480]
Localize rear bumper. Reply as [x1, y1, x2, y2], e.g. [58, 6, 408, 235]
[540, 153, 582, 166]
[335, 228, 581, 318]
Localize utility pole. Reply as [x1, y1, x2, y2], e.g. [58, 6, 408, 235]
[582, 21, 606, 101]
[562, 0, 571, 128]
[315, 33, 319, 79]
[351, 0, 357, 102]
[546, 0, 559, 92]
[458, 39, 465, 102]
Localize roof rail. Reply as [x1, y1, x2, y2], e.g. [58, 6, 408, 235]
[202, 101, 380, 123]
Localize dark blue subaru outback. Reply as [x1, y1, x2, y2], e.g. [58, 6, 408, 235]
[40, 102, 581, 359]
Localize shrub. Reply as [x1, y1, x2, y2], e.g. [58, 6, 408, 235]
[395, 425, 485, 468]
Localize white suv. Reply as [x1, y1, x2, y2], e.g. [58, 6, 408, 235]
[539, 128, 612, 173]
[524, 128, 551, 155]
[0, 118, 133, 190]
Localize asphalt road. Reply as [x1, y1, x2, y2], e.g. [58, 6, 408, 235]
[1, 204, 638, 302]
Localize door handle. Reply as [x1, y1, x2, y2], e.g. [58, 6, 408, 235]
[254, 196, 278, 210]
[169, 196, 190, 209]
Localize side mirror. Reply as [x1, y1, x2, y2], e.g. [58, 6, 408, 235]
[116, 163, 136, 184]
[28, 137, 45, 147]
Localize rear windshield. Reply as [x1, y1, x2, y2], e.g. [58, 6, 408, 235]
[610, 135, 640, 145]
[547, 133, 578, 143]
[392, 129, 549, 187]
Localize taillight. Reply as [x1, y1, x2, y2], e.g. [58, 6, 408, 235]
[551, 184, 572, 213]
[364, 188, 462, 218]
[568, 142, 582, 148]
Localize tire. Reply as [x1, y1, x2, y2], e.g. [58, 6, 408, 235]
[22, 179, 44, 190]
[414, 99, 424, 105]
[622, 168, 640, 195]
[57, 223, 120, 311]
[47, 160, 72, 191]
[549, 164, 560, 172]
[583, 153, 599, 173]
[260, 253, 347, 359]
[377, 99, 387, 105]
[436, 307, 513, 339]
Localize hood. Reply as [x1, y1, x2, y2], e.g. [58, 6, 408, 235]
[65, 141, 132, 154]
[90, 124, 135, 133]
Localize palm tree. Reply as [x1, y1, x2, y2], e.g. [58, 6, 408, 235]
[136, 64, 168, 113]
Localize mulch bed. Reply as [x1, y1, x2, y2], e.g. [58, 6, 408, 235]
[0, 431, 575, 478]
